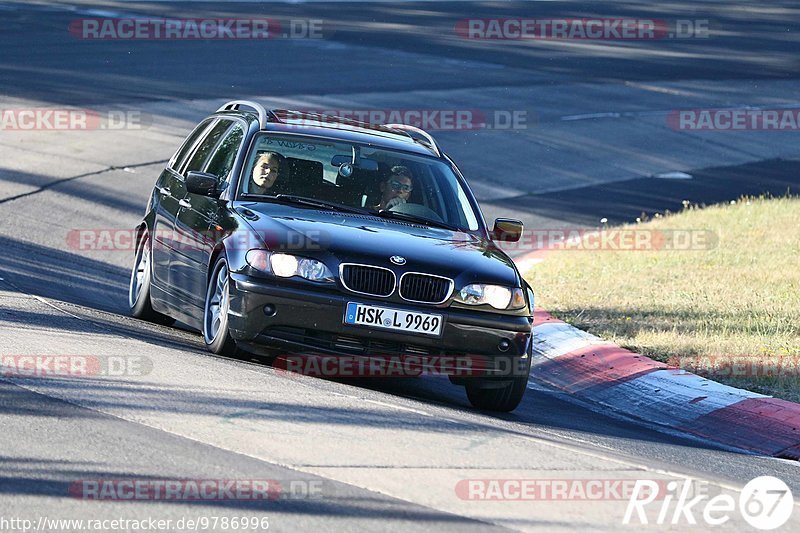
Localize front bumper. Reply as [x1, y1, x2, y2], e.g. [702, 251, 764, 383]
[227, 273, 533, 375]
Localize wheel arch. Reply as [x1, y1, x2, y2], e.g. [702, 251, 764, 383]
[134, 210, 157, 250]
[208, 242, 228, 283]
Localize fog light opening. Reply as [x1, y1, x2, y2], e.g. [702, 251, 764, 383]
[263, 304, 277, 317]
[498, 339, 511, 352]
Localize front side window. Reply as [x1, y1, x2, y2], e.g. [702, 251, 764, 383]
[169, 119, 213, 172]
[204, 122, 245, 183]
[182, 120, 232, 175]
[238, 134, 481, 231]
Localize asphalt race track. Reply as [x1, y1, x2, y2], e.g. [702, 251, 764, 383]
[1, 1, 799, 531]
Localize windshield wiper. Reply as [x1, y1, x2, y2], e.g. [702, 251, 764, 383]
[373, 209, 460, 231]
[242, 194, 367, 214]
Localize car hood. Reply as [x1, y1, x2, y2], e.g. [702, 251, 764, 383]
[236, 203, 520, 287]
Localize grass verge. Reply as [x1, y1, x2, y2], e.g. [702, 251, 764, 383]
[525, 196, 800, 402]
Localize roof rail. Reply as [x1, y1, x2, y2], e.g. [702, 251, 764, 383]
[384, 123, 441, 157]
[216, 100, 275, 128]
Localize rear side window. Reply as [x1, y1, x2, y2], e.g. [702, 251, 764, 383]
[204, 122, 245, 182]
[169, 119, 213, 172]
[183, 120, 232, 174]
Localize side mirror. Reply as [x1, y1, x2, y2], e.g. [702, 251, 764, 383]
[491, 218, 523, 242]
[186, 171, 220, 198]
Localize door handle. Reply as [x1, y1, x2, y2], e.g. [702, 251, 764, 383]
[178, 199, 192, 208]
[158, 186, 171, 196]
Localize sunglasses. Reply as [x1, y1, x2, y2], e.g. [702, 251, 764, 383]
[389, 179, 413, 193]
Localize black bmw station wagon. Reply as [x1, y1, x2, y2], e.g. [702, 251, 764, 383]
[129, 101, 535, 411]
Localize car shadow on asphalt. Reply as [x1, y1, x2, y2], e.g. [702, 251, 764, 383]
[0, 235, 205, 352]
[0, 235, 128, 312]
[0, 167, 147, 214]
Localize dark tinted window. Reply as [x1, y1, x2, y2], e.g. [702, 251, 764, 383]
[183, 120, 232, 174]
[204, 122, 245, 182]
[170, 119, 213, 171]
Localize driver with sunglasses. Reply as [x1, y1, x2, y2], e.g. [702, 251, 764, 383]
[376, 165, 414, 210]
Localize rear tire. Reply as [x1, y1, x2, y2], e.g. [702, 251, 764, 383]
[464, 355, 531, 412]
[203, 257, 240, 357]
[129, 231, 175, 326]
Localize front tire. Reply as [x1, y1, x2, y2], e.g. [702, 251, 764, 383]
[129, 232, 175, 326]
[203, 257, 239, 357]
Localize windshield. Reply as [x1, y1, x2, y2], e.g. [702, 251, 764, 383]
[238, 133, 481, 231]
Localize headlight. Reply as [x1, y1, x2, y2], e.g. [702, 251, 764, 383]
[246, 250, 334, 283]
[456, 284, 526, 310]
[270, 253, 299, 277]
[297, 257, 333, 281]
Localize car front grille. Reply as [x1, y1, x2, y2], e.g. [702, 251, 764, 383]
[399, 273, 453, 304]
[340, 264, 395, 297]
[328, 334, 435, 356]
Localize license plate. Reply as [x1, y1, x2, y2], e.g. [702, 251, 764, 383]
[344, 302, 443, 337]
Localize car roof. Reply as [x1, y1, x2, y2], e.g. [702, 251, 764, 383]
[214, 108, 441, 158]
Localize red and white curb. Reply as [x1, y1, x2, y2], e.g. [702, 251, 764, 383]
[518, 260, 800, 459]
